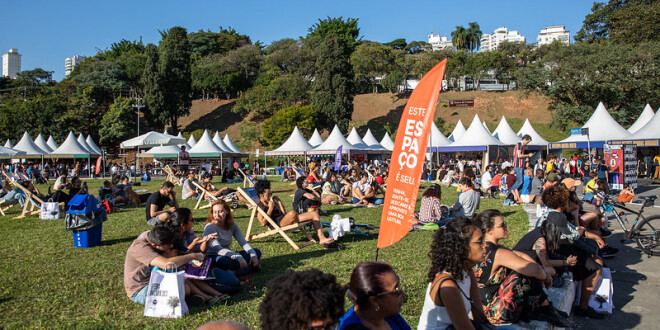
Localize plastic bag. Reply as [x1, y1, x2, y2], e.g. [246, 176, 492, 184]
[144, 268, 188, 318]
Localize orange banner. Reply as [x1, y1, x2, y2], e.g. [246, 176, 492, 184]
[95, 156, 103, 175]
[377, 59, 447, 249]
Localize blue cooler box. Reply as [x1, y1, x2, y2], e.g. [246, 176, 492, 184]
[73, 223, 102, 248]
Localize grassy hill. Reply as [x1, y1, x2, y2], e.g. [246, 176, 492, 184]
[178, 91, 568, 151]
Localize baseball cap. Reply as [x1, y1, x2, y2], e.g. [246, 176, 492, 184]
[546, 212, 571, 235]
[561, 178, 578, 190]
[547, 172, 559, 182]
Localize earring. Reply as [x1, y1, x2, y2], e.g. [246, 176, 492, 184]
[374, 305, 380, 312]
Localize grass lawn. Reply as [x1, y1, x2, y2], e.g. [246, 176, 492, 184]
[0, 177, 530, 329]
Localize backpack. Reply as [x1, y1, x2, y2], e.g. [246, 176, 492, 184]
[101, 199, 114, 214]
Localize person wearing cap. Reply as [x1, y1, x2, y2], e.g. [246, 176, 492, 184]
[543, 172, 559, 190]
[514, 211, 604, 319]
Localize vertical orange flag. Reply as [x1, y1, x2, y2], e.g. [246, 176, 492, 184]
[377, 59, 447, 248]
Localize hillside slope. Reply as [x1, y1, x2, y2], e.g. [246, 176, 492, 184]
[178, 90, 557, 150]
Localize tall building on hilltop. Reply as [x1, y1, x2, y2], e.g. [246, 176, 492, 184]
[536, 26, 570, 46]
[428, 33, 453, 51]
[65, 55, 86, 76]
[2, 48, 22, 79]
[480, 27, 526, 52]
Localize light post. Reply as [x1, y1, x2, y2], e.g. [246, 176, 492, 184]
[132, 97, 145, 136]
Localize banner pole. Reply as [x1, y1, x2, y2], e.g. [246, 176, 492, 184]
[375, 248, 380, 261]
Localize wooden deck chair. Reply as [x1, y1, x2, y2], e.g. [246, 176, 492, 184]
[162, 165, 180, 186]
[236, 187, 316, 251]
[0, 199, 19, 216]
[192, 181, 218, 210]
[2, 172, 65, 219]
[237, 168, 255, 188]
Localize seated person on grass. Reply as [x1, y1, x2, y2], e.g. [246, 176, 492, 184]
[450, 177, 480, 218]
[145, 181, 179, 226]
[124, 225, 226, 306]
[293, 176, 323, 213]
[352, 173, 383, 207]
[52, 172, 69, 191]
[181, 170, 200, 200]
[322, 172, 346, 204]
[254, 180, 334, 245]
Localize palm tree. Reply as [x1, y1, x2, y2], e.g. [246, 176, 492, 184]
[451, 26, 467, 51]
[466, 22, 482, 52]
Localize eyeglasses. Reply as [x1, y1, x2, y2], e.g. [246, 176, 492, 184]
[376, 285, 405, 298]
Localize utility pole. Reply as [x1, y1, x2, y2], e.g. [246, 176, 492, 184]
[132, 97, 145, 136]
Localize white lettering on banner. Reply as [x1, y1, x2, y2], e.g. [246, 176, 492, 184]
[408, 106, 427, 116]
[395, 173, 416, 185]
[397, 119, 425, 170]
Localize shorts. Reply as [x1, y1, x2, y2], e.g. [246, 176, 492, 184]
[131, 285, 148, 304]
[147, 216, 163, 226]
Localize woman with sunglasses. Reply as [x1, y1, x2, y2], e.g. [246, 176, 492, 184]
[472, 210, 569, 327]
[338, 261, 410, 330]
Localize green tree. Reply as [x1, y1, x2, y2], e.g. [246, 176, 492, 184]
[311, 35, 355, 131]
[381, 71, 404, 93]
[261, 105, 318, 146]
[466, 22, 482, 52]
[158, 26, 192, 130]
[384, 38, 407, 50]
[141, 44, 165, 130]
[233, 74, 309, 116]
[99, 97, 136, 144]
[451, 26, 468, 51]
[351, 41, 392, 93]
[405, 41, 431, 54]
[575, 0, 660, 44]
[307, 17, 360, 55]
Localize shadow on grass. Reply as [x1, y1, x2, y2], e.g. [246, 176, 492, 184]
[0, 297, 13, 305]
[101, 236, 137, 246]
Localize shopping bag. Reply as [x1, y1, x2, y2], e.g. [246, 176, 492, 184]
[144, 266, 188, 318]
[589, 267, 614, 314]
[40, 199, 60, 220]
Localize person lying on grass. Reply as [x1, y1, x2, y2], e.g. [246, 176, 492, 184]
[254, 179, 334, 245]
[123, 225, 227, 306]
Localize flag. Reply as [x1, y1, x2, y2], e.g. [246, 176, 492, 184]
[334, 146, 342, 171]
[377, 59, 447, 249]
[95, 156, 103, 175]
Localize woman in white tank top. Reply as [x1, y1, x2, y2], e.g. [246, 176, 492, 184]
[417, 217, 490, 330]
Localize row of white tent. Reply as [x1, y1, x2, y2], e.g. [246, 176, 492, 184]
[1, 132, 103, 158]
[265, 126, 395, 156]
[126, 130, 244, 158]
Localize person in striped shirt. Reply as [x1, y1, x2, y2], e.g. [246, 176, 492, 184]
[511, 135, 533, 203]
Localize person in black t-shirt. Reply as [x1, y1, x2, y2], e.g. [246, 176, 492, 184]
[145, 181, 179, 226]
[293, 176, 322, 214]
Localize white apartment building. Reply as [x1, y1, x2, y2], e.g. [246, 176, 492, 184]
[536, 25, 570, 46]
[65, 55, 86, 76]
[2, 48, 22, 79]
[427, 33, 453, 51]
[480, 27, 526, 52]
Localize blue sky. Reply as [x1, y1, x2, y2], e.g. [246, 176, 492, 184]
[2, 0, 594, 81]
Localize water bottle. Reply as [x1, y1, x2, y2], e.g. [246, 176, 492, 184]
[619, 211, 628, 224]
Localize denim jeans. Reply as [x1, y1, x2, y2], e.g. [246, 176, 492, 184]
[212, 249, 262, 277]
[0, 188, 26, 207]
[511, 167, 524, 191]
[131, 285, 148, 305]
[207, 268, 241, 294]
[352, 197, 384, 205]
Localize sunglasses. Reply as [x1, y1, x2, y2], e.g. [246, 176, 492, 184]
[376, 285, 405, 298]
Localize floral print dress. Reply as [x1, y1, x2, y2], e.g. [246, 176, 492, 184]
[473, 242, 547, 324]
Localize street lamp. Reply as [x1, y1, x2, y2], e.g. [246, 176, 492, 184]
[132, 97, 145, 136]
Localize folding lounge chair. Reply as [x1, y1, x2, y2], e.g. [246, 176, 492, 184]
[237, 168, 255, 188]
[192, 181, 218, 210]
[236, 187, 316, 251]
[2, 171, 65, 219]
[162, 165, 180, 186]
[0, 198, 19, 216]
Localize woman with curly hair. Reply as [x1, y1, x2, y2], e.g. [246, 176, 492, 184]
[259, 269, 346, 330]
[417, 217, 490, 329]
[338, 262, 410, 329]
[416, 184, 448, 226]
[472, 210, 569, 327]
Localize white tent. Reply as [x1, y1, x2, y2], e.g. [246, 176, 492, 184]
[308, 129, 324, 147]
[174, 132, 191, 150]
[482, 121, 491, 134]
[187, 135, 197, 148]
[550, 102, 630, 149]
[448, 119, 466, 142]
[50, 132, 90, 157]
[380, 132, 394, 151]
[86, 135, 104, 155]
[188, 130, 226, 157]
[612, 108, 660, 145]
[439, 114, 504, 152]
[312, 125, 355, 154]
[13, 132, 46, 155]
[346, 128, 370, 150]
[628, 104, 655, 134]
[4, 139, 13, 149]
[120, 131, 186, 149]
[0, 146, 25, 157]
[46, 136, 59, 150]
[77, 134, 99, 154]
[517, 119, 549, 147]
[362, 129, 386, 150]
[142, 145, 181, 158]
[34, 134, 53, 153]
[491, 116, 521, 145]
[267, 126, 315, 155]
[428, 121, 452, 151]
[212, 132, 233, 153]
[223, 134, 242, 153]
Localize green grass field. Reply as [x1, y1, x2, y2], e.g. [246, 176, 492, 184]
[0, 177, 529, 329]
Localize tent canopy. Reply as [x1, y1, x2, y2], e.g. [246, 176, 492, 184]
[492, 116, 521, 145]
[48, 132, 90, 158]
[187, 135, 197, 148]
[120, 131, 186, 149]
[428, 121, 452, 149]
[77, 134, 99, 155]
[308, 129, 324, 147]
[346, 128, 370, 150]
[380, 132, 394, 151]
[266, 126, 314, 156]
[212, 132, 232, 153]
[141, 145, 181, 158]
[448, 119, 466, 142]
[610, 107, 660, 147]
[34, 134, 53, 153]
[517, 119, 549, 147]
[362, 129, 386, 151]
[4, 139, 13, 149]
[438, 114, 503, 152]
[549, 102, 630, 149]
[86, 135, 104, 155]
[0, 146, 25, 157]
[311, 125, 356, 154]
[188, 130, 226, 157]
[46, 136, 59, 150]
[627, 104, 655, 134]
[223, 134, 242, 153]
[13, 132, 46, 155]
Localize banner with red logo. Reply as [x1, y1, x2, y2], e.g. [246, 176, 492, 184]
[377, 59, 447, 249]
[95, 156, 103, 175]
